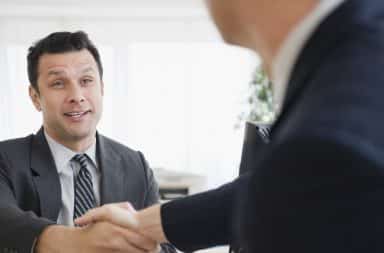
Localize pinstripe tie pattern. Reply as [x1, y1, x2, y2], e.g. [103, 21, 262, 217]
[72, 154, 96, 220]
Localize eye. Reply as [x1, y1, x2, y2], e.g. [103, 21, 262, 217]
[51, 80, 64, 88]
[81, 78, 94, 86]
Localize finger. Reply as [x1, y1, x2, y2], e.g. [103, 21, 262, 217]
[116, 202, 137, 213]
[109, 205, 139, 228]
[120, 227, 158, 252]
[86, 222, 146, 253]
[74, 207, 102, 225]
[150, 244, 162, 253]
[116, 236, 148, 253]
[110, 233, 147, 253]
[75, 205, 139, 229]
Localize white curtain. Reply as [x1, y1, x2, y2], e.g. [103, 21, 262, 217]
[0, 15, 259, 191]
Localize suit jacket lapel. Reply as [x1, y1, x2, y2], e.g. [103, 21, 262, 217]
[270, 0, 359, 137]
[97, 134, 125, 204]
[30, 128, 61, 221]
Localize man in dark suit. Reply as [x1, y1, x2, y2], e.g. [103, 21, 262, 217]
[77, 0, 384, 252]
[0, 31, 175, 253]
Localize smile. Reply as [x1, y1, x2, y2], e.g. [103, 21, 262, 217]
[64, 110, 91, 119]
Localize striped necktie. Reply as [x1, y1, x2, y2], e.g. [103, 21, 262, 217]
[72, 154, 96, 220]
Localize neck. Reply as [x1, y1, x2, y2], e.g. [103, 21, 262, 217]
[44, 128, 96, 153]
[244, 0, 318, 75]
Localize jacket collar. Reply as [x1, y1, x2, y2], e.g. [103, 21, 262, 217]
[270, 0, 378, 137]
[96, 134, 125, 204]
[30, 127, 62, 221]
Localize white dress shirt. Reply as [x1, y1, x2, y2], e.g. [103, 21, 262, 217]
[271, 0, 346, 116]
[44, 131, 101, 226]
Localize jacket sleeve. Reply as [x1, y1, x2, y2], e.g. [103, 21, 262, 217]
[0, 153, 54, 253]
[137, 151, 177, 253]
[237, 134, 384, 253]
[160, 173, 250, 252]
[160, 132, 384, 253]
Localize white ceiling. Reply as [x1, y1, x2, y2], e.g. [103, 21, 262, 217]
[1, 0, 201, 6]
[0, 0, 207, 18]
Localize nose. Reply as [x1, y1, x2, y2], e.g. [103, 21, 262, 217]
[67, 83, 85, 104]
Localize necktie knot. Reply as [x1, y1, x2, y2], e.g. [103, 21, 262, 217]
[72, 154, 88, 169]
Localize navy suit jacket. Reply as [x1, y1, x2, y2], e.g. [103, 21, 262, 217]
[161, 0, 384, 252]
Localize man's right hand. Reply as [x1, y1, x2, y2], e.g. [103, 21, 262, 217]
[75, 202, 168, 244]
[35, 221, 158, 253]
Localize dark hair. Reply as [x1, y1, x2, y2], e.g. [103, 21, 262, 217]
[27, 31, 103, 92]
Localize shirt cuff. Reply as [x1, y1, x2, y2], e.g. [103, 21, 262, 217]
[31, 238, 38, 253]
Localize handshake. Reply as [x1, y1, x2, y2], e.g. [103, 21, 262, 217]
[35, 203, 169, 253]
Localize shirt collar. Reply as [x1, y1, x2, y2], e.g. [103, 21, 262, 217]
[44, 130, 98, 174]
[271, 0, 346, 116]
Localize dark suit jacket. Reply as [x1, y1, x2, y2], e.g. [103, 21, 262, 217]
[0, 128, 175, 253]
[239, 122, 270, 176]
[161, 0, 384, 252]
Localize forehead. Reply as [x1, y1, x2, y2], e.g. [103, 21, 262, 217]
[38, 49, 98, 76]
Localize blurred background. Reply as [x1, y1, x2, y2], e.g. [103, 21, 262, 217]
[0, 0, 260, 192]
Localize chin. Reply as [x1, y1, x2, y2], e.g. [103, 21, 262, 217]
[217, 26, 242, 46]
[221, 33, 243, 48]
[67, 129, 95, 141]
[221, 34, 236, 45]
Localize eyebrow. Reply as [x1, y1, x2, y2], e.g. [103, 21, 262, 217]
[81, 67, 96, 74]
[46, 67, 95, 77]
[47, 70, 66, 77]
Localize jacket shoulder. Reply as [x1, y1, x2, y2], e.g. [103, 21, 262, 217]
[0, 135, 34, 176]
[0, 135, 33, 154]
[98, 134, 138, 156]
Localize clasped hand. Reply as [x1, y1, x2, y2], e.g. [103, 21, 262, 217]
[36, 202, 160, 253]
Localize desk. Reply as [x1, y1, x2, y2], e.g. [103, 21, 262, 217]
[154, 168, 206, 201]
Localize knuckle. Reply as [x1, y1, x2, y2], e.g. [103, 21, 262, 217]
[136, 235, 156, 251]
[105, 232, 126, 250]
[109, 224, 121, 236]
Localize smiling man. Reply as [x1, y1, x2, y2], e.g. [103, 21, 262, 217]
[0, 31, 175, 253]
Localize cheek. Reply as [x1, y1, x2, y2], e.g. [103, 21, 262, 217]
[88, 90, 103, 109]
[210, 3, 234, 30]
[41, 96, 66, 116]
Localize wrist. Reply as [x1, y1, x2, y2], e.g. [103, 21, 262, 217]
[35, 225, 78, 253]
[136, 204, 168, 243]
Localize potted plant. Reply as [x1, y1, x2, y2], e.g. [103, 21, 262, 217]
[236, 65, 275, 129]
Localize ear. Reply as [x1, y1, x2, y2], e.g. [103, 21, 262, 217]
[29, 85, 42, 112]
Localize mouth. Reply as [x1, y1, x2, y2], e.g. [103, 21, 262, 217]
[64, 110, 91, 119]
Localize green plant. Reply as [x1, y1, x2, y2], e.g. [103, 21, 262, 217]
[236, 66, 275, 128]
